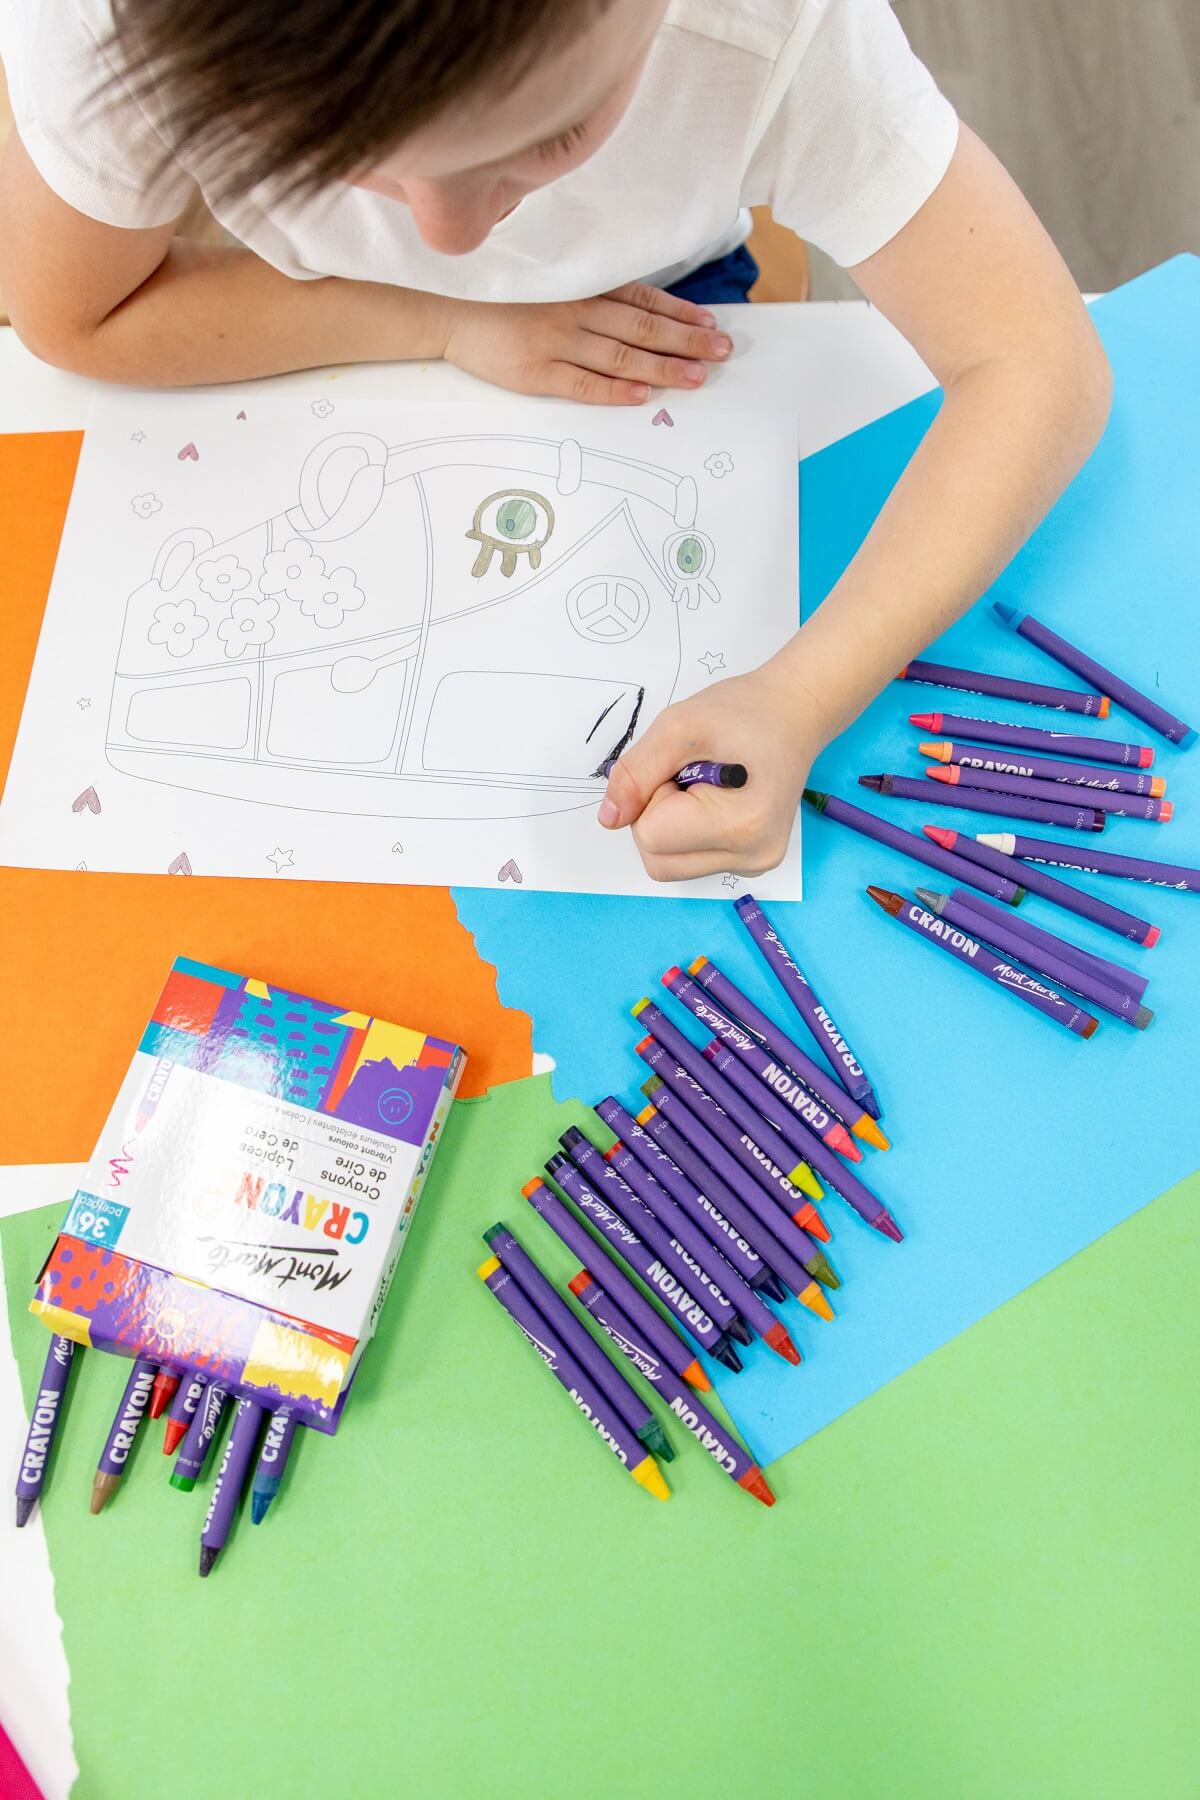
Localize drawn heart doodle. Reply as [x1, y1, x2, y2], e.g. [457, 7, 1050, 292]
[651, 408, 674, 427]
[497, 859, 524, 885]
[168, 852, 193, 876]
[71, 786, 101, 815]
[236, 411, 247, 421]
[177, 442, 199, 462]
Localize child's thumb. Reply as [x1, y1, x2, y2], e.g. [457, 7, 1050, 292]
[597, 718, 691, 829]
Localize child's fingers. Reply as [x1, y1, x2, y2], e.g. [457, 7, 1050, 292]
[604, 281, 719, 329]
[637, 845, 765, 884]
[585, 300, 731, 364]
[598, 711, 701, 827]
[542, 362, 651, 406]
[579, 333, 709, 390]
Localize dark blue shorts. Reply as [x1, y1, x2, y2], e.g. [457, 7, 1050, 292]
[664, 242, 759, 307]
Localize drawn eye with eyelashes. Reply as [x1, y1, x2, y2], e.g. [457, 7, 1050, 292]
[465, 489, 555, 578]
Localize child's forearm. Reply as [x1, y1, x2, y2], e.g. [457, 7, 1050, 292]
[68, 240, 452, 386]
[773, 332, 1112, 740]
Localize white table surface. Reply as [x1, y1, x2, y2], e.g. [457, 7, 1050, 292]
[0, 301, 936, 1798]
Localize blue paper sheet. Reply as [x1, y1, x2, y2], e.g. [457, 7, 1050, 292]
[454, 256, 1200, 1465]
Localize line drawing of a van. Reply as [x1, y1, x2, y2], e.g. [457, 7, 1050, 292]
[106, 430, 720, 820]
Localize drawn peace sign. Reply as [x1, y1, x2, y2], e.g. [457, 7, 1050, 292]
[565, 575, 650, 643]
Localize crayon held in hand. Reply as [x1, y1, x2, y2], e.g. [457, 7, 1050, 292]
[914, 890, 1152, 1028]
[733, 893, 883, 1118]
[478, 1255, 670, 1500]
[976, 831, 1200, 895]
[250, 1406, 299, 1524]
[909, 713, 1154, 767]
[675, 761, 748, 789]
[897, 659, 1109, 716]
[862, 772, 1106, 832]
[91, 1355, 157, 1515]
[521, 1178, 713, 1393]
[802, 788, 1026, 906]
[199, 1398, 265, 1576]
[992, 603, 1195, 746]
[568, 1270, 775, 1506]
[866, 888, 1098, 1038]
[163, 1373, 207, 1457]
[928, 763, 1173, 822]
[924, 829, 1160, 945]
[919, 740, 1165, 796]
[16, 1335, 76, 1528]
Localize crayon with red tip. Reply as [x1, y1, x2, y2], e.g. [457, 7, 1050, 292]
[864, 771, 1106, 832]
[568, 1270, 775, 1505]
[910, 712, 1154, 767]
[596, 1131, 802, 1364]
[594, 1096, 785, 1300]
[976, 831, 1196, 899]
[250, 1406, 299, 1523]
[914, 890, 1153, 1028]
[148, 1368, 180, 1422]
[802, 788, 1025, 906]
[90, 1356, 157, 1514]
[680, 955, 890, 1151]
[478, 1254, 671, 1501]
[701, 1037, 905, 1243]
[485, 1226, 675, 1456]
[732, 893, 883, 1117]
[163, 1372, 207, 1456]
[545, 1153, 744, 1372]
[521, 1177, 713, 1392]
[663, 966, 862, 1161]
[561, 1126, 751, 1344]
[923, 828, 1159, 945]
[992, 603, 1195, 746]
[199, 1398, 265, 1575]
[941, 887, 1149, 1002]
[928, 763, 1173, 823]
[919, 740, 1165, 796]
[866, 887, 1099, 1038]
[898, 658, 1109, 716]
[16, 1334, 76, 1528]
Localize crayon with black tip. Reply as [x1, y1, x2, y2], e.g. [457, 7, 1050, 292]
[862, 772, 1106, 832]
[199, 1397, 265, 1576]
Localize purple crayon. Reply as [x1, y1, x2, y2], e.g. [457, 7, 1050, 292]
[914, 890, 1152, 1029]
[478, 1253, 670, 1500]
[675, 761, 748, 790]
[977, 831, 1199, 897]
[544, 1154, 743, 1371]
[929, 764, 1173, 823]
[199, 1397, 265, 1576]
[567, 1270, 775, 1506]
[802, 789, 1026, 906]
[919, 740, 1164, 796]
[90, 1355, 157, 1514]
[521, 1178, 714, 1394]
[250, 1406, 299, 1524]
[16, 1335, 76, 1527]
[992, 604, 1195, 747]
[163, 1372, 207, 1458]
[867, 887, 1099, 1038]
[484, 1225, 674, 1457]
[924, 828, 1161, 946]
[560, 1127, 751, 1344]
[941, 887, 1149, 1002]
[170, 1383, 229, 1493]
[634, 1040, 837, 1276]
[910, 712, 1154, 767]
[733, 892, 883, 1117]
[594, 1096, 784, 1300]
[862, 772, 1106, 833]
[898, 658, 1110, 717]
[594, 1130, 803, 1364]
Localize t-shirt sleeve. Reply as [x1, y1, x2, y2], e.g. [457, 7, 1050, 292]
[745, 0, 960, 269]
[1, 0, 195, 227]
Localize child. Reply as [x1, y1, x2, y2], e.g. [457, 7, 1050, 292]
[0, 0, 1110, 880]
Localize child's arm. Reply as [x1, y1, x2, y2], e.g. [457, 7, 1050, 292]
[600, 126, 1112, 881]
[0, 129, 728, 396]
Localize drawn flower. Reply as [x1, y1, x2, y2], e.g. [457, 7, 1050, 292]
[259, 537, 325, 601]
[147, 598, 209, 658]
[704, 451, 734, 479]
[311, 398, 335, 419]
[196, 553, 251, 602]
[297, 565, 366, 629]
[131, 492, 162, 518]
[217, 595, 279, 658]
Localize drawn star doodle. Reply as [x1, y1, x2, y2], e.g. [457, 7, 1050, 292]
[698, 650, 725, 675]
[722, 873, 739, 889]
[76, 697, 91, 710]
[130, 431, 146, 444]
[266, 847, 294, 873]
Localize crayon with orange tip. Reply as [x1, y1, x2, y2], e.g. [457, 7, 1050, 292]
[897, 658, 1109, 716]
[991, 603, 1194, 746]
[521, 1177, 713, 1392]
[928, 762, 1173, 822]
[568, 1270, 775, 1506]
[918, 739, 1166, 797]
[478, 1254, 670, 1500]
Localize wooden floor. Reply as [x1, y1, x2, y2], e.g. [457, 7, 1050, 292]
[806, 0, 1200, 299]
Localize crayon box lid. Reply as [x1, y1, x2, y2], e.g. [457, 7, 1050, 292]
[42, 957, 464, 1355]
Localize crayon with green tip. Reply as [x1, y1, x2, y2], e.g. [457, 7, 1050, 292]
[170, 1382, 228, 1492]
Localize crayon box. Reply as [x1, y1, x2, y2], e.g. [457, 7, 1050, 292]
[29, 957, 465, 1431]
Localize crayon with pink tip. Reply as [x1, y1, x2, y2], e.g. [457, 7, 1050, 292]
[922, 828, 1161, 946]
[909, 712, 1154, 766]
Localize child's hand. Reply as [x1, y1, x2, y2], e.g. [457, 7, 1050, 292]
[597, 660, 825, 881]
[441, 283, 733, 405]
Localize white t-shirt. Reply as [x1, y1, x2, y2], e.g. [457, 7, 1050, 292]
[1, 0, 959, 297]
